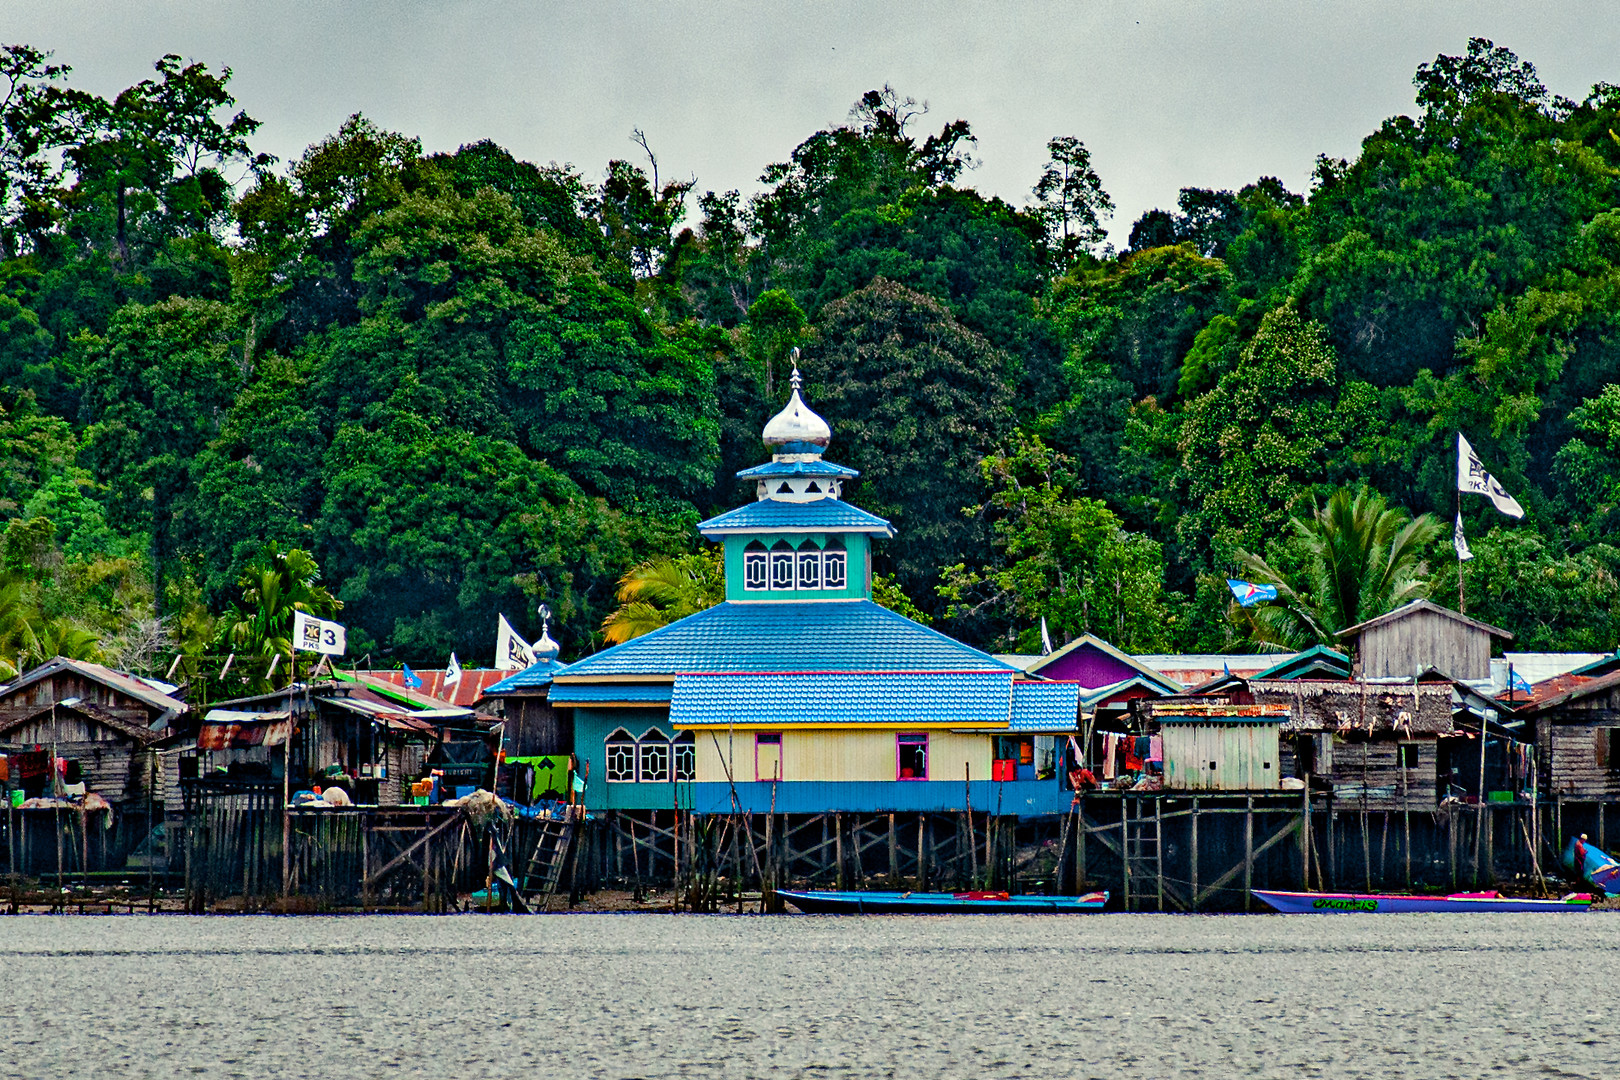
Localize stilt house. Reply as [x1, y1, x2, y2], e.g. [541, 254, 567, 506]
[549, 370, 1078, 818]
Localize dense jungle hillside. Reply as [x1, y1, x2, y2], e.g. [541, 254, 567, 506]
[2, 38, 1619, 678]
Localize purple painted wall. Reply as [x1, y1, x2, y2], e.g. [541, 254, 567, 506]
[1035, 646, 1139, 688]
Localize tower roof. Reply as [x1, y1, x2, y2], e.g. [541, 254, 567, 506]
[761, 363, 831, 449]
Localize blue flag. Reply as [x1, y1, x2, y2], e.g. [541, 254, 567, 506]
[1227, 579, 1279, 607]
[401, 663, 422, 689]
[1509, 669, 1533, 697]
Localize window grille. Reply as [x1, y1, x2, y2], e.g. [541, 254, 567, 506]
[639, 734, 670, 783]
[673, 734, 695, 781]
[770, 543, 796, 590]
[823, 549, 847, 589]
[797, 548, 821, 590]
[743, 543, 768, 591]
[606, 732, 637, 782]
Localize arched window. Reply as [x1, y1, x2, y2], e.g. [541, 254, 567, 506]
[769, 540, 796, 590]
[606, 729, 637, 782]
[638, 729, 670, 783]
[823, 536, 847, 590]
[673, 732, 695, 781]
[796, 542, 822, 590]
[743, 540, 768, 591]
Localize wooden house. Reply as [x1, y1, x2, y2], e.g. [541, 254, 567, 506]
[0, 657, 185, 874]
[1509, 657, 1620, 802]
[0, 657, 183, 804]
[1148, 703, 1288, 791]
[192, 676, 490, 805]
[1339, 600, 1512, 681]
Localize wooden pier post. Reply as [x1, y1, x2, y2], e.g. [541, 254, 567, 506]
[1243, 795, 1254, 913]
[1073, 801, 1085, 895]
[835, 813, 845, 891]
[1190, 797, 1199, 908]
[916, 813, 928, 890]
[888, 813, 899, 888]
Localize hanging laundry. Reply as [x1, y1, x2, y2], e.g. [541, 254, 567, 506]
[1101, 733, 1118, 780]
[1148, 735, 1163, 763]
[1124, 737, 1144, 773]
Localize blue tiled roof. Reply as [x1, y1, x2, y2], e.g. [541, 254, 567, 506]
[697, 499, 894, 537]
[555, 601, 1020, 679]
[736, 459, 860, 480]
[483, 658, 571, 694]
[671, 670, 1014, 727]
[548, 683, 672, 706]
[1009, 681, 1082, 732]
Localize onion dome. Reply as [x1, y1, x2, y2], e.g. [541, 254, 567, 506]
[761, 353, 831, 451]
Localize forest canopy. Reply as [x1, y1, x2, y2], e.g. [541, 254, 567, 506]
[2, 39, 1619, 676]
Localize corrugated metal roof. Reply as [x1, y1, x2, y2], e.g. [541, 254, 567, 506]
[0, 656, 188, 716]
[548, 683, 672, 706]
[556, 601, 1019, 678]
[736, 459, 860, 480]
[482, 658, 572, 695]
[697, 499, 894, 537]
[353, 668, 513, 706]
[1009, 681, 1081, 732]
[669, 670, 1014, 727]
[1151, 703, 1290, 722]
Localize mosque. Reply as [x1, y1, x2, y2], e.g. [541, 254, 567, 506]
[544, 362, 1081, 816]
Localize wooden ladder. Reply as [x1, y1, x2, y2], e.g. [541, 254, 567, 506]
[520, 818, 576, 910]
[1123, 801, 1164, 912]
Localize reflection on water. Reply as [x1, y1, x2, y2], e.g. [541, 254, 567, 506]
[0, 911, 1614, 1079]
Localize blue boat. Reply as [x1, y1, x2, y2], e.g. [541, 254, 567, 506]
[1561, 834, 1620, 895]
[776, 889, 1109, 914]
[1253, 889, 1592, 914]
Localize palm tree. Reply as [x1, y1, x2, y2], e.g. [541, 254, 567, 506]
[0, 578, 39, 678]
[32, 619, 102, 665]
[601, 550, 723, 644]
[221, 546, 341, 689]
[1232, 487, 1442, 650]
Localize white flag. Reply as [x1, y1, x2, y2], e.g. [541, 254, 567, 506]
[1453, 513, 1473, 562]
[496, 614, 535, 671]
[1040, 616, 1053, 655]
[444, 652, 463, 686]
[293, 610, 346, 656]
[1457, 434, 1524, 518]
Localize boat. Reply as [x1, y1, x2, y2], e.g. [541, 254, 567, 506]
[775, 889, 1109, 914]
[1561, 834, 1620, 895]
[1252, 889, 1592, 914]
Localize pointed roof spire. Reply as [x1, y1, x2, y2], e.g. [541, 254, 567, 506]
[762, 347, 832, 449]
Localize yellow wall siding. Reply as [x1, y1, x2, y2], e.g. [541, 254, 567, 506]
[694, 729, 993, 783]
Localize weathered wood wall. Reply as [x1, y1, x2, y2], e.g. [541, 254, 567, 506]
[1358, 609, 1491, 680]
[1161, 722, 1281, 791]
[1328, 738, 1438, 811]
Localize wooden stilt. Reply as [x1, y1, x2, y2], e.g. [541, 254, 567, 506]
[1190, 797, 1200, 907]
[835, 813, 845, 891]
[887, 813, 899, 888]
[916, 814, 928, 890]
[1243, 795, 1253, 913]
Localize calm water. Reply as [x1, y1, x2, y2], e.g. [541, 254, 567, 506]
[0, 911, 1614, 1079]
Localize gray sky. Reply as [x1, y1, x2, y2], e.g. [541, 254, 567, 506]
[8, 1, 1619, 243]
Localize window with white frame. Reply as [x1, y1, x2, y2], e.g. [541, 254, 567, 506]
[796, 546, 821, 590]
[769, 541, 796, 590]
[639, 731, 670, 782]
[823, 539, 847, 589]
[743, 541, 768, 591]
[673, 733, 695, 781]
[606, 730, 637, 782]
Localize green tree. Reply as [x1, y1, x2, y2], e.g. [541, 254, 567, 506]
[804, 278, 1016, 607]
[939, 434, 1174, 651]
[220, 545, 340, 690]
[600, 549, 723, 644]
[1032, 135, 1113, 266]
[1231, 487, 1442, 649]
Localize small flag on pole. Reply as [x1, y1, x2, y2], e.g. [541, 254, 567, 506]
[444, 653, 462, 687]
[401, 663, 422, 689]
[1453, 512, 1473, 562]
[1457, 434, 1524, 518]
[1040, 616, 1053, 655]
[1509, 668, 1534, 697]
[496, 614, 536, 671]
[1227, 579, 1279, 607]
[293, 610, 347, 655]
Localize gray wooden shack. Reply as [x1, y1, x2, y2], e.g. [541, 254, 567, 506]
[1338, 600, 1512, 681]
[1514, 662, 1620, 801]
